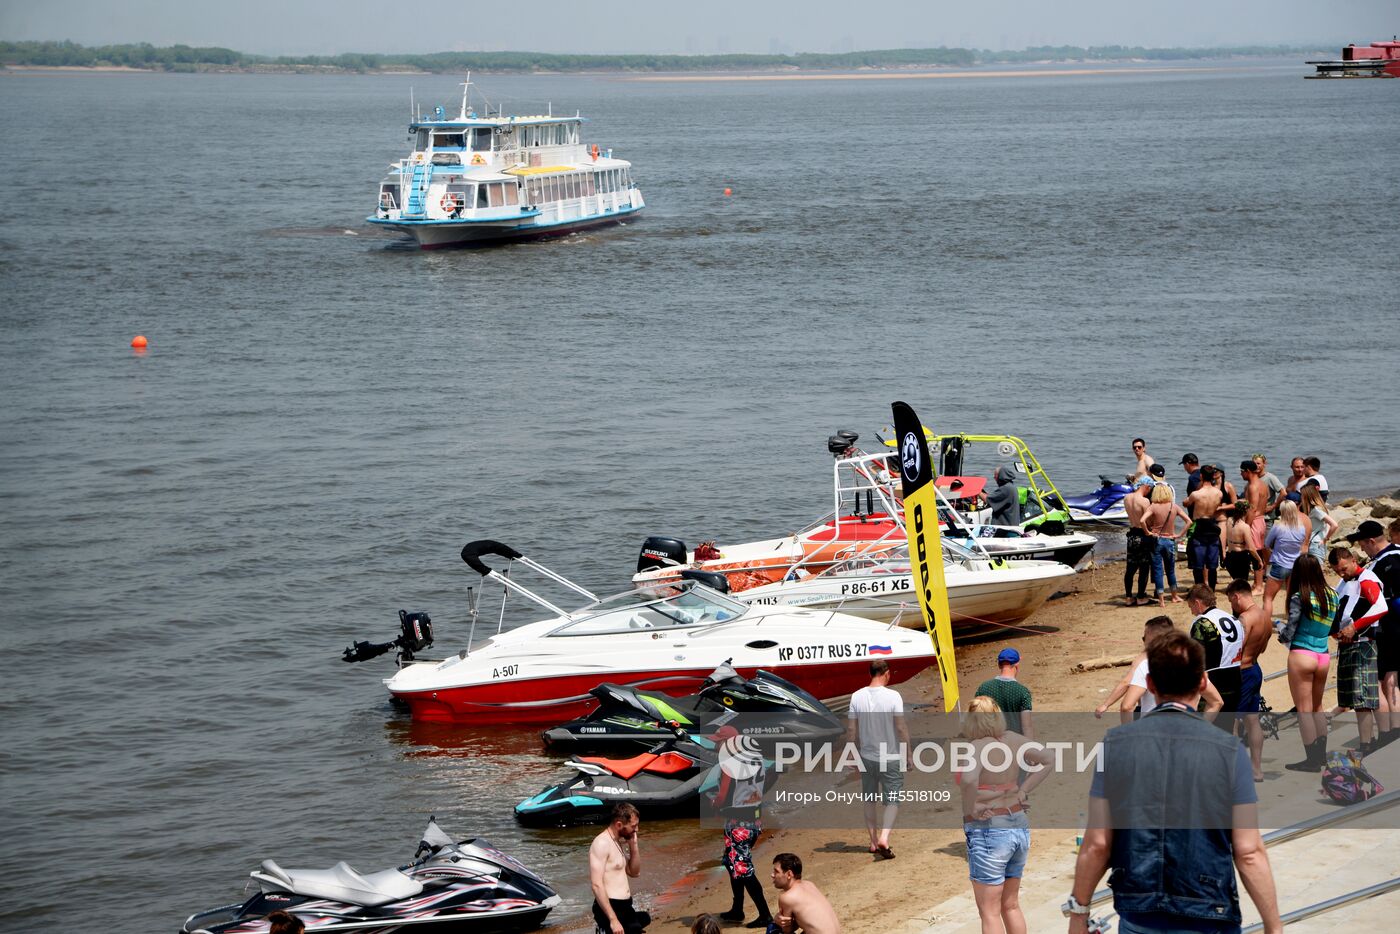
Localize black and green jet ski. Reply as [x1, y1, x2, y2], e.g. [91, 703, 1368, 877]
[540, 662, 843, 755]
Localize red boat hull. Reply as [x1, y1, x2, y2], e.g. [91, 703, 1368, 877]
[392, 656, 934, 724]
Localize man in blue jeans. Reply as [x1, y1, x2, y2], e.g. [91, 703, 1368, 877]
[1066, 631, 1282, 934]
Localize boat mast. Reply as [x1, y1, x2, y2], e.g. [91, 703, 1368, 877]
[459, 72, 472, 120]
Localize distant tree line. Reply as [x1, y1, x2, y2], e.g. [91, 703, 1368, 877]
[0, 39, 1317, 73]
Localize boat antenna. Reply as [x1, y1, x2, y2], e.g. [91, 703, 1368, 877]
[459, 72, 472, 121]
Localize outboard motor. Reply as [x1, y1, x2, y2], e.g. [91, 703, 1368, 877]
[638, 536, 687, 573]
[827, 429, 860, 457]
[679, 569, 730, 594]
[341, 609, 434, 663]
[939, 436, 964, 477]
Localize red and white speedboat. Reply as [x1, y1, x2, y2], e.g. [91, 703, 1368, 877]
[383, 541, 936, 724]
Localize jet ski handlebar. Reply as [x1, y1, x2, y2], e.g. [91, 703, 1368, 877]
[461, 540, 524, 576]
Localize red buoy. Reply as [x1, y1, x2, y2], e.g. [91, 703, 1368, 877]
[131, 335, 148, 349]
[723, 188, 732, 196]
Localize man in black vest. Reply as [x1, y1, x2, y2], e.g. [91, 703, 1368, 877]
[1065, 631, 1281, 934]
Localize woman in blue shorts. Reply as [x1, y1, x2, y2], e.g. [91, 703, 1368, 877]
[957, 697, 1055, 934]
[1262, 499, 1311, 619]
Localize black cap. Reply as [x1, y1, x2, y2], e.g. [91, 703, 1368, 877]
[1149, 463, 1166, 477]
[1179, 453, 1198, 465]
[1347, 520, 1386, 543]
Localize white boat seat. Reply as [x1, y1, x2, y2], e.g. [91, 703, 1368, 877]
[257, 859, 424, 907]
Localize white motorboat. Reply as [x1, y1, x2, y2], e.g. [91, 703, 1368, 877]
[737, 539, 1076, 636]
[367, 77, 644, 248]
[633, 439, 1094, 593]
[383, 541, 936, 724]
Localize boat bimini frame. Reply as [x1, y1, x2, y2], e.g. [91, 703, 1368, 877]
[458, 539, 598, 651]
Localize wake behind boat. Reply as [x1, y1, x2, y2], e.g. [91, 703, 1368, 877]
[367, 77, 644, 248]
[371, 541, 935, 724]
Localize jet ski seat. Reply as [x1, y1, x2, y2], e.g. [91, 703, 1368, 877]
[256, 859, 424, 907]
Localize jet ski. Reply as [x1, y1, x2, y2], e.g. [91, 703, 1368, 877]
[540, 661, 843, 754]
[181, 818, 560, 934]
[516, 731, 768, 826]
[1060, 476, 1132, 525]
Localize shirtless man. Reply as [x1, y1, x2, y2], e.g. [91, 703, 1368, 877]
[1123, 481, 1154, 606]
[1237, 460, 1270, 590]
[1131, 438, 1155, 481]
[1184, 466, 1225, 590]
[590, 804, 644, 934]
[771, 854, 839, 934]
[1228, 580, 1272, 781]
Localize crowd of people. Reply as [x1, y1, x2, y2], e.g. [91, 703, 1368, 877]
[578, 449, 1399, 934]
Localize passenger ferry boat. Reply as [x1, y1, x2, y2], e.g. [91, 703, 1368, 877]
[367, 79, 644, 248]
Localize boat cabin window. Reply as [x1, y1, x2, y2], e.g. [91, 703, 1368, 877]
[414, 129, 430, 150]
[469, 128, 493, 151]
[432, 131, 467, 149]
[474, 182, 520, 209]
[550, 583, 746, 636]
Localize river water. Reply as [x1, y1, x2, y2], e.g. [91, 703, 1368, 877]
[0, 62, 1396, 933]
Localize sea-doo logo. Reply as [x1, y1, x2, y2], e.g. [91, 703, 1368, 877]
[901, 431, 921, 484]
[718, 732, 764, 779]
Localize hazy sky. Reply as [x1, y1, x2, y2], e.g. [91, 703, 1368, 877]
[1, 0, 1393, 56]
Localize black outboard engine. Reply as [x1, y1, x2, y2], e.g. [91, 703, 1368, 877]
[939, 436, 964, 477]
[341, 609, 434, 664]
[679, 569, 730, 594]
[827, 429, 860, 457]
[638, 536, 687, 573]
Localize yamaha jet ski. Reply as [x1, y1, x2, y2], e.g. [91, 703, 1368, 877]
[181, 818, 560, 934]
[1060, 475, 1133, 525]
[540, 661, 843, 754]
[516, 731, 768, 826]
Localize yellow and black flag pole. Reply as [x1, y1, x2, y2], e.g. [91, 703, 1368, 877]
[890, 401, 960, 712]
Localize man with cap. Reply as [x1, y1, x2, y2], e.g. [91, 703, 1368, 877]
[1179, 453, 1202, 498]
[1148, 462, 1175, 499]
[975, 648, 1034, 740]
[1349, 520, 1400, 748]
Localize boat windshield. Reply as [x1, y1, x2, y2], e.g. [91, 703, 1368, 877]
[551, 581, 750, 636]
[820, 539, 975, 576]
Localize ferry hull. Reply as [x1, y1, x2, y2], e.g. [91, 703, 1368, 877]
[369, 204, 644, 249]
[390, 656, 931, 724]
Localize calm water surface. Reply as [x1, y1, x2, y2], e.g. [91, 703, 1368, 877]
[0, 63, 1397, 933]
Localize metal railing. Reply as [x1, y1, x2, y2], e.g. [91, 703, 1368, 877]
[1240, 876, 1400, 932]
[1088, 789, 1400, 906]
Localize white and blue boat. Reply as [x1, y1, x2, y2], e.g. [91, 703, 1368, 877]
[367, 79, 645, 248]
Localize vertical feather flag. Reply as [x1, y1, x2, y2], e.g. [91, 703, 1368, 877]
[890, 401, 959, 712]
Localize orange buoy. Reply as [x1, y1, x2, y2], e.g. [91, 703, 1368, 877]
[131, 335, 148, 349]
[723, 188, 732, 196]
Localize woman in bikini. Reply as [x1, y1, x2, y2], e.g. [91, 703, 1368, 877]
[1223, 501, 1263, 591]
[1283, 555, 1338, 772]
[1145, 484, 1190, 606]
[957, 697, 1055, 934]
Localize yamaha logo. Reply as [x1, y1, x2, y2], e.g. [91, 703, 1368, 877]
[901, 431, 921, 483]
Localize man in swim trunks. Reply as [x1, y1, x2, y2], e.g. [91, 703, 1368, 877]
[771, 853, 840, 934]
[1227, 580, 1272, 781]
[590, 803, 647, 934]
[1238, 460, 1269, 591]
[1123, 480, 1154, 606]
[1349, 521, 1400, 749]
[1184, 466, 1225, 590]
[1328, 547, 1386, 756]
[1252, 454, 1286, 520]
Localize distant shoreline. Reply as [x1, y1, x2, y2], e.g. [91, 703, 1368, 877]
[2, 58, 1301, 79]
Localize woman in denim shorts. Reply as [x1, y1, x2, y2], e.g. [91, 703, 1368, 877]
[957, 697, 1056, 934]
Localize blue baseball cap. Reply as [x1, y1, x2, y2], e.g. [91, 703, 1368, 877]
[997, 648, 1021, 665]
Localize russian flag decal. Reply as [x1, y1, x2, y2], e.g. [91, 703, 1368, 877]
[868, 645, 892, 655]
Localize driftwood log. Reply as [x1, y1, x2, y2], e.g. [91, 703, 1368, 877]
[1071, 655, 1136, 673]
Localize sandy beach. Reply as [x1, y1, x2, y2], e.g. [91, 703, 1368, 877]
[644, 541, 1396, 933]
